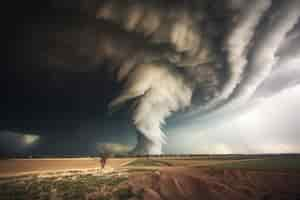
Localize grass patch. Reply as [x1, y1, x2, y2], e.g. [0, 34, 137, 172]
[214, 158, 300, 171]
[126, 159, 172, 167]
[0, 173, 129, 200]
[126, 168, 157, 173]
[113, 187, 143, 200]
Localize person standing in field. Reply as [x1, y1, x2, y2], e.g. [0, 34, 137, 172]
[100, 154, 108, 170]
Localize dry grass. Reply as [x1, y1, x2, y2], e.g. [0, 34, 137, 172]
[0, 171, 131, 200]
[0, 158, 134, 177]
[160, 159, 261, 167]
[0, 156, 299, 200]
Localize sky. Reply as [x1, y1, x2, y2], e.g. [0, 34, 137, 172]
[166, 85, 300, 154]
[1, 0, 300, 156]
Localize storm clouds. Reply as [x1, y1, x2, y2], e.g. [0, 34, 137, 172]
[95, 0, 300, 154]
[2, 0, 300, 155]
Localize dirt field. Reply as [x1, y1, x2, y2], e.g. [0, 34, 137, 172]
[0, 158, 133, 177]
[0, 156, 300, 200]
[129, 167, 300, 200]
[0, 157, 252, 177]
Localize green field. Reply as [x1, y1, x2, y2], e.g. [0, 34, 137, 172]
[126, 158, 172, 167]
[126, 156, 300, 172]
[213, 157, 300, 171]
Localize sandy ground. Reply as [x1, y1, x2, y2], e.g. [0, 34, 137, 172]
[0, 158, 133, 177]
[0, 158, 264, 177]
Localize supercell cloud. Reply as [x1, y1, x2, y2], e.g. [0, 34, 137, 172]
[45, 0, 300, 154]
[0, 131, 40, 155]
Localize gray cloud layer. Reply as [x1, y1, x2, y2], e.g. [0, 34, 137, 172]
[46, 0, 300, 154]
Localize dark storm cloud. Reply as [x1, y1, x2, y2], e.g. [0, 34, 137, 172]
[0, 131, 40, 155]
[95, 0, 300, 154]
[277, 20, 300, 62]
[4, 0, 300, 155]
[179, 0, 300, 120]
[44, 0, 300, 154]
[95, 0, 232, 154]
[43, 0, 231, 154]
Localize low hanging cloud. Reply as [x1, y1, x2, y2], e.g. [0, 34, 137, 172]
[45, 0, 300, 154]
[96, 142, 132, 155]
[0, 131, 40, 155]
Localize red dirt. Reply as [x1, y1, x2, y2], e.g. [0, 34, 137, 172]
[128, 167, 300, 200]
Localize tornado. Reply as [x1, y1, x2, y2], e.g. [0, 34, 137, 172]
[96, 0, 225, 154]
[46, 0, 300, 154]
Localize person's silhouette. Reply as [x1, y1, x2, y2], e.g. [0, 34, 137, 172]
[100, 154, 107, 170]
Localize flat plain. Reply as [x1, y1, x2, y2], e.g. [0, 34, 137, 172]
[0, 155, 300, 200]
